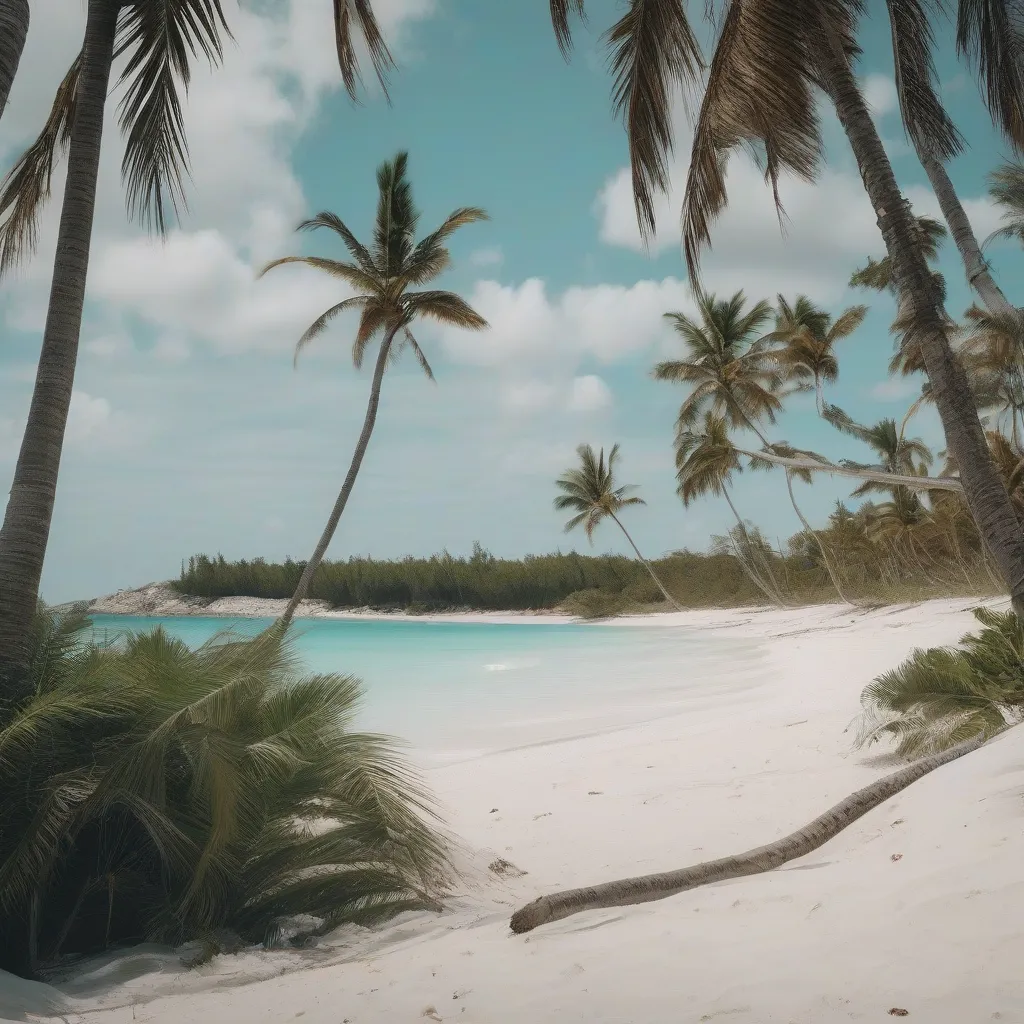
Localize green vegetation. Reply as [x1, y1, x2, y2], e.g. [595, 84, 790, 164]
[0, 604, 449, 976]
[855, 607, 1024, 761]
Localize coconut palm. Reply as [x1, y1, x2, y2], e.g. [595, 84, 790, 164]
[554, 443, 682, 611]
[653, 291, 782, 438]
[770, 295, 868, 414]
[675, 413, 788, 605]
[986, 162, 1024, 248]
[261, 153, 488, 627]
[1, 606, 451, 977]
[956, 304, 1024, 444]
[0, 0, 400, 708]
[823, 407, 934, 498]
[0, 0, 28, 124]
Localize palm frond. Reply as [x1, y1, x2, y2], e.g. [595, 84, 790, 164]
[403, 207, 489, 284]
[604, 0, 704, 241]
[550, 0, 587, 57]
[259, 255, 381, 294]
[886, 0, 964, 160]
[294, 296, 370, 367]
[403, 290, 488, 330]
[115, 0, 230, 233]
[298, 211, 379, 276]
[373, 151, 417, 276]
[0, 50, 80, 275]
[333, 0, 396, 102]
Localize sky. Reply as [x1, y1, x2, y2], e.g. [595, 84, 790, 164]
[0, 0, 1021, 603]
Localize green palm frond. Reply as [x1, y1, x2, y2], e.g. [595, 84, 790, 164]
[298, 212, 380, 276]
[373, 151, 417, 276]
[259, 256, 381, 294]
[115, 0, 231, 233]
[0, 50, 80, 275]
[402, 290, 488, 329]
[986, 161, 1024, 246]
[555, 443, 642, 543]
[404, 207, 489, 284]
[294, 296, 370, 367]
[854, 607, 1024, 760]
[674, 411, 741, 506]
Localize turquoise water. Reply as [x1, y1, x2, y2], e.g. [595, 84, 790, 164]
[89, 616, 765, 765]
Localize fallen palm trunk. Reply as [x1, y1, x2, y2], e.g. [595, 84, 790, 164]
[509, 727, 1007, 934]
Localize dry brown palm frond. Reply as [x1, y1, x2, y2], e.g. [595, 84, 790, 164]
[682, 0, 830, 284]
[0, 50, 80, 275]
[550, 0, 587, 57]
[957, 0, 1024, 152]
[333, 0, 396, 102]
[885, 0, 964, 160]
[604, 0, 704, 242]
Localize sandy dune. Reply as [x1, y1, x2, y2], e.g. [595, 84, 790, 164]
[6, 597, 1023, 1024]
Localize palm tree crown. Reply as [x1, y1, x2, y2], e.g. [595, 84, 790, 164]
[653, 291, 782, 436]
[262, 152, 488, 371]
[554, 444, 644, 542]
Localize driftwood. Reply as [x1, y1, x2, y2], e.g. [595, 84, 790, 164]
[509, 729, 1003, 933]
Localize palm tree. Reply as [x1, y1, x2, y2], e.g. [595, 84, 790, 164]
[822, 408, 934, 499]
[771, 295, 868, 414]
[262, 153, 488, 628]
[1, 607, 452, 976]
[653, 291, 782, 438]
[987, 162, 1024, 248]
[0, 0, 400, 708]
[554, 443, 682, 611]
[957, 304, 1024, 444]
[547, 0, 1024, 617]
[0, 0, 28, 124]
[675, 413, 788, 606]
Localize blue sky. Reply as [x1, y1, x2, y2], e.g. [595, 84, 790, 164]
[0, 0, 1020, 603]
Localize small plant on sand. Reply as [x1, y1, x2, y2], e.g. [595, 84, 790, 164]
[852, 606, 1024, 760]
[0, 606, 451, 977]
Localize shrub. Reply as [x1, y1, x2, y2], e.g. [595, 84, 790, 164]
[853, 607, 1024, 761]
[0, 606, 451, 977]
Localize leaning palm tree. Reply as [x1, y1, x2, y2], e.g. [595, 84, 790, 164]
[262, 153, 488, 628]
[0, 0, 399, 707]
[675, 413, 788, 606]
[554, 443, 682, 611]
[0, 0, 28, 124]
[653, 291, 782, 438]
[770, 295, 868, 414]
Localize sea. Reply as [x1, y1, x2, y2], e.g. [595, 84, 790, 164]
[88, 615, 767, 766]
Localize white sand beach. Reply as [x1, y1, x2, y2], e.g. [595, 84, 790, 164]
[6, 597, 1024, 1024]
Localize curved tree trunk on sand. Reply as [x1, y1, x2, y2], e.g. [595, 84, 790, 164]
[919, 152, 1015, 318]
[820, 45, 1024, 619]
[0, 0, 118, 710]
[509, 726, 1005, 933]
[0, 0, 29, 124]
[279, 327, 399, 628]
[785, 471, 852, 605]
[608, 511, 683, 612]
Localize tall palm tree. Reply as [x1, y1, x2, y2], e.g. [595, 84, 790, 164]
[675, 413, 788, 605]
[957, 304, 1024, 444]
[262, 153, 488, 628]
[653, 291, 782, 439]
[554, 443, 682, 611]
[770, 295, 868, 414]
[0, 0, 28, 124]
[0, 0, 399, 708]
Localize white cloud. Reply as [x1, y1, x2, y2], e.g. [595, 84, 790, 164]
[66, 391, 112, 441]
[469, 246, 504, 267]
[502, 380, 559, 414]
[863, 74, 898, 118]
[870, 378, 921, 402]
[567, 374, 612, 413]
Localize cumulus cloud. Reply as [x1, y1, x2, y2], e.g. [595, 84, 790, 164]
[567, 374, 612, 413]
[66, 391, 112, 441]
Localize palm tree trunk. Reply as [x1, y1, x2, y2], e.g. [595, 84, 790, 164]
[919, 151, 1016, 317]
[0, 0, 28, 124]
[0, 0, 118, 708]
[722, 488, 788, 606]
[509, 724, 1006, 933]
[735, 446, 963, 492]
[279, 327, 399, 628]
[819, 45, 1024, 619]
[607, 511, 684, 612]
[785, 472, 852, 604]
